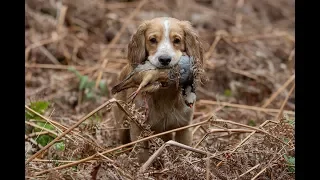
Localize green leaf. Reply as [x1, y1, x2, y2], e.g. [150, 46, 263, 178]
[248, 120, 256, 126]
[87, 81, 95, 89]
[94, 113, 102, 122]
[54, 142, 65, 151]
[30, 101, 50, 114]
[36, 135, 54, 146]
[26, 101, 50, 120]
[284, 114, 295, 125]
[99, 81, 109, 96]
[85, 91, 95, 99]
[283, 138, 289, 143]
[79, 76, 89, 90]
[284, 154, 295, 172]
[25, 110, 35, 120]
[224, 89, 232, 97]
[34, 122, 56, 136]
[68, 67, 82, 79]
[284, 155, 295, 165]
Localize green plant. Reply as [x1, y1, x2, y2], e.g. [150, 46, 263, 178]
[68, 67, 109, 101]
[25, 101, 50, 120]
[284, 114, 295, 126]
[25, 100, 65, 148]
[224, 89, 232, 97]
[284, 154, 295, 173]
[247, 119, 256, 126]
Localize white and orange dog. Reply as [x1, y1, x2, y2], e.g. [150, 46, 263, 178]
[112, 17, 204, 162]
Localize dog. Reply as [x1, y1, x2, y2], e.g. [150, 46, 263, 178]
[112, 17, 204, 163]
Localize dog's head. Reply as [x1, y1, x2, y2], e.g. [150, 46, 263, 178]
[127, 17, 204, 71]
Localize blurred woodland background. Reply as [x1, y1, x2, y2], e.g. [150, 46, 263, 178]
[25, 0, 295, 179]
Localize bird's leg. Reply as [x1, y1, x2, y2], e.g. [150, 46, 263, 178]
[128, 74, 154, 103]
[128, 86, 142, 103]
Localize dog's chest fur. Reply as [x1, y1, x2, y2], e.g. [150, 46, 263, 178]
[135, 86, 193, 133]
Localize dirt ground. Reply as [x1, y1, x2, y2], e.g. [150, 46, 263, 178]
[25, 0, 295, 179]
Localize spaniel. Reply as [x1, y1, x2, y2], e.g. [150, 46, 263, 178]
[112, 17, 204, 163]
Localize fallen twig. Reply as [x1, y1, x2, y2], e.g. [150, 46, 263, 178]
[276, 83, 295, 120]
[199, 100, 295, 115]
[140, 140, 214, 173]
[34, 116, 213, 175]
[262, 74, 295, 108]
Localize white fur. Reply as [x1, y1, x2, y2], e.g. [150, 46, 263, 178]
[148, 19, 180, 68]
[184, 86, 196, 104]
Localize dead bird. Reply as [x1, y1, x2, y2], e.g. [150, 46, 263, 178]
[111, 55, 197, 106]
[111, 61, 170, 102]
[177, 55, 196, 107]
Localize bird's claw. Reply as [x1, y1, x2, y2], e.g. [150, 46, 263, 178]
[128, 90, 139, 103]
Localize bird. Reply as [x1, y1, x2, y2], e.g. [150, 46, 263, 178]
[176, 55, 196, 107]
[111, 61, 170, 102]
[111, 55, 196, 105]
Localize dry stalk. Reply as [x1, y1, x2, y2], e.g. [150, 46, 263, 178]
[231, 32, 294, 43]
[262, 74, 295, 108]
[215, 119, 277, 168]
[187, 128, 256, 157]
[235, 0, 244, 29]
[25, 106, 71, 131]
[25, 131, 49, 139]
[213, 119, 290, 147]
[35, 117, 213, 176]
[104, 1, 139, 9]
[33, 158, 95, 163]
[140, 140, 215, 173]
[38, 46, 60, 65]
[25, 98, 117, 164]
[251, 141, 290, 180]
[236, 163, 260, 179]
[288, 48, 295, 61]
[199, 100, 295, 115]
[25, 63, 119, 74]
[227, 65, 259, 81]
[97, 152, 133, 180]
[25, 33, 66, 62]
[95, 0, 148, 88]
[205, 33, 222, 60]
[57, 4, 68, 32]
[25, 121, 59, 137]
[206, 151, 210, 180]
[276, 83, 295, 120]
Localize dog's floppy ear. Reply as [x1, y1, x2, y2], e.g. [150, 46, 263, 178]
[127, 21, 150, 67]
[180, 20, 204, 66]
[179, 20, 206, 84]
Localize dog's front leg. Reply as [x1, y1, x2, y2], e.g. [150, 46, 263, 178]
[130, 122, 150, 163]
[175, 128, 192, 146]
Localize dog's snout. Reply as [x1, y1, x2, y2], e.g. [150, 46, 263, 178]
[158, 55, 172, 66]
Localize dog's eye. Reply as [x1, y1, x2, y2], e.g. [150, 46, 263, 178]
[150, 38, 157, 44]
[173, 38, 181, 44]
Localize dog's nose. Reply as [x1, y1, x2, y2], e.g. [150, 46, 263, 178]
[158, 55, 172, 66]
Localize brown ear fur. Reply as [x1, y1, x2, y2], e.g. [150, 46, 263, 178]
[127, 21, 150, 67]
[179, 21, 206, 85]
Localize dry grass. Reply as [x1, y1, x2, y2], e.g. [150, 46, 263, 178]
[25, 0, 295, 179]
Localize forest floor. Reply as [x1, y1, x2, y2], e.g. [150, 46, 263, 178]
[25, 0, 295, 179]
